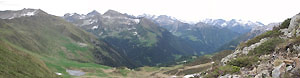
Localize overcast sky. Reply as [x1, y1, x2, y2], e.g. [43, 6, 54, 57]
[0, 0, 299, 24]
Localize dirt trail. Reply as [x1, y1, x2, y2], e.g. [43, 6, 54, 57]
[174, 62, 213, 75]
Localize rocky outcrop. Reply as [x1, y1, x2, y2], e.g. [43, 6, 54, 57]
[281, 13, 300, 38]
[214, 13, 300, 78]
[289, 13, 300, 35]
[221, 38, 268, 65]
[0, 8, 46, 19]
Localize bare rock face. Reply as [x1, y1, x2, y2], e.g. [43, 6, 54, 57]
[289, 14, 300, 32]
[279, 13, 300, 38]
[272, 63, 285, 78]
[0, 8, 44, 19]
[197, 13, 300, 78]
[280, 28, 293, 38]
[286, 13, 300, 37]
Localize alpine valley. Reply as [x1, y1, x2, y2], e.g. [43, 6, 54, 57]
[1, 8, 291, 78]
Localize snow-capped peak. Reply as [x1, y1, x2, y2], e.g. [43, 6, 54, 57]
[137, 14, 158, 20]
[201, 18, 264, 28]
[0, 8, 41, 19]
[201, 18, 227, 27]
[21, 10, 37, 16]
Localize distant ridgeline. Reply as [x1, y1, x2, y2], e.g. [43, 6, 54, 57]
[0, 8, 273, 78]
[63, 9, 273, 67]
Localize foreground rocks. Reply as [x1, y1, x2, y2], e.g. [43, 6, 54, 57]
[221, 38, 268, 65]
[208, 13, 300, 78]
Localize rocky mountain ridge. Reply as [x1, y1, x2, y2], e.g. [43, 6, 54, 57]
[0, 8, 47, 19]
[184, 13, 300, 78]
[141, 14, 271, 53]
[0, 9, 139, 77]
[201, 19, 265, 34]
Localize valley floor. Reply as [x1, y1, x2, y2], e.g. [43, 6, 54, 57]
[64, 62, 214, 78]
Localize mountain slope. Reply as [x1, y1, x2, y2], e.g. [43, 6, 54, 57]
[0, 9, 136, 77]
[144, 15, 241, 53]
[63, 10, 197, 66]
[0, 40, 58, 78]
[180, 13, 300, 78]
[217, 23, 278, 51]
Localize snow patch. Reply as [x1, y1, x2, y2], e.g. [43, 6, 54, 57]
[22, 11, 36, 16]
[103, 16, 111, 19]
[8, 10, 38, 19]
[133, 32, 138, 35]
[237, 19, 250, 25]
[127, 27, 136, 30]
[183, 74, 194, 78]
[55, 72, 62, 75]
[92, 25, 98, 30]
[134, 19, 140, 23]
[89, 19, 98, 24]
[79, 15, 86, 19]
[171, 75, 177, 78]
[183, 73, 200, 78]
[98, 32, 103, 36]
[233, 23, 239, 26]
[221, 23, 227, 27]
[69, 13, 75, 16]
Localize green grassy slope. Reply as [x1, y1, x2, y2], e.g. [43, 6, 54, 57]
[0, 40, 59, 78]
[0, 10, 134, 78]
[100, 18, 196, 66]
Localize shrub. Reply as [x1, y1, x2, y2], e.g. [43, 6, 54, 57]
[228, 56, 259, 68]
[184, 50, 233, 66]
[249, 38, 283, 56]
[279, 18, 291, 29]
[212, 50, 234, 61]
[218, 65, 240, 74]
[204, 65, 240, 78]
[184, 56, 211, 66]
[243, 30, 282, 47]
[273, 59, 283, 67]
[177, 65, 211, 75]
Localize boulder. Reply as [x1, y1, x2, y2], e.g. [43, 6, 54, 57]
[286, 66, 293, 71]
[289, 13, 300, 29]
[255, 70, 270, 78]
[290, 13, 300, 37]
[280, 28, 292, 38]
[272, 63, 285, 78]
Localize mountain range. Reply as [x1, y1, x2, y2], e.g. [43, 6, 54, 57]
[139, 14, 274, 52]
[0, 9, 135, 78]
[63, 10, 199, 67]
[0, 8, 279, 78]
